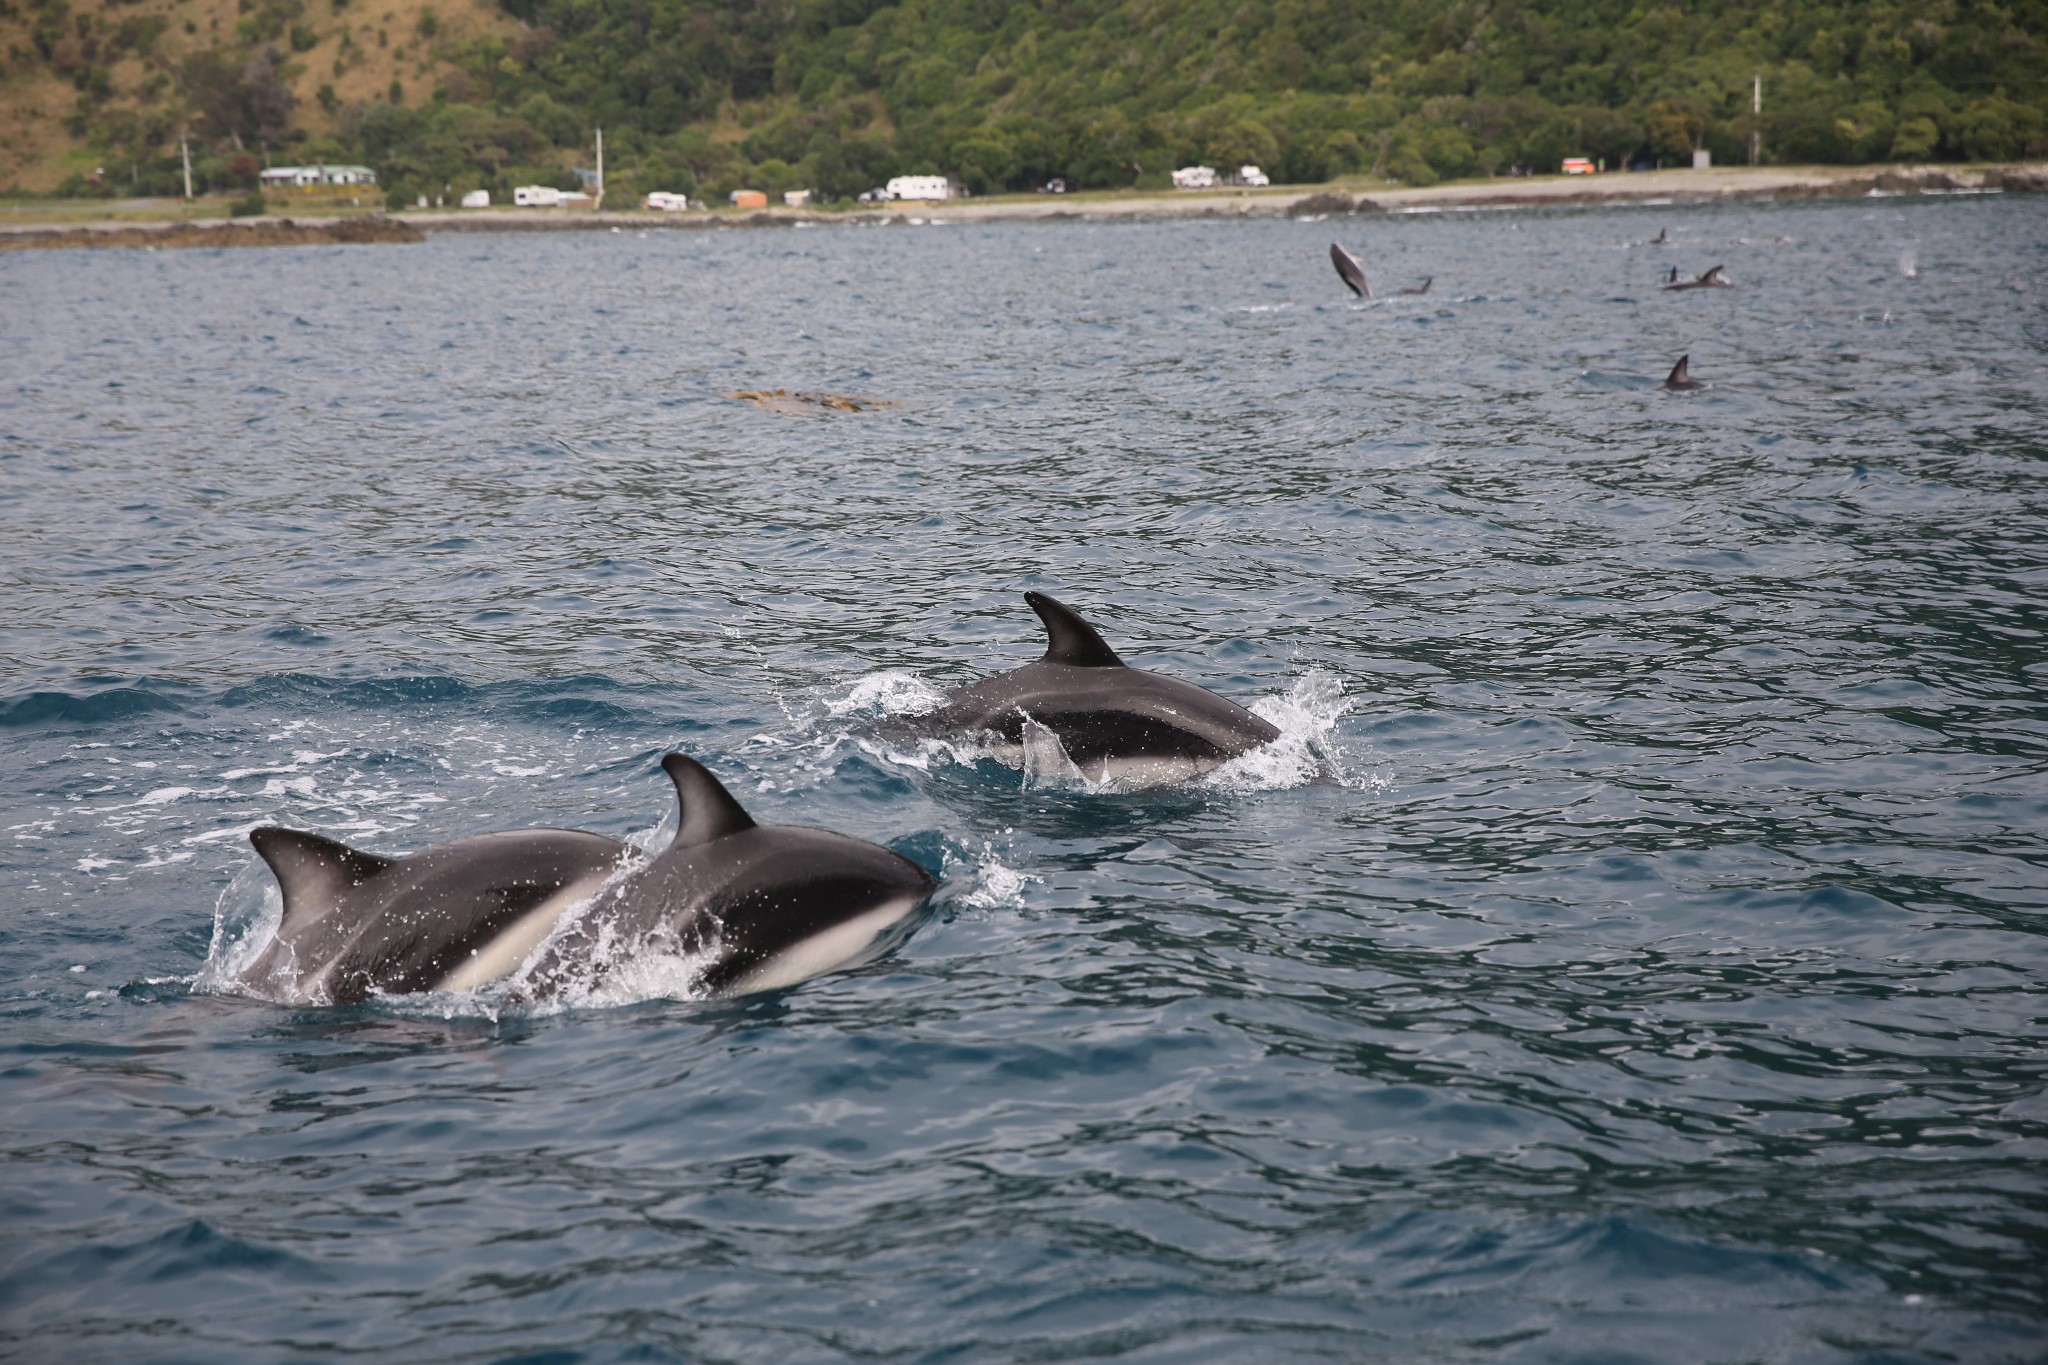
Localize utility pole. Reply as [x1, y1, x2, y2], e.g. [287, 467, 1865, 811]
[1751, 73, 1761, 166]
[181, 131, 193, 201]
[595, 126, 604, 210]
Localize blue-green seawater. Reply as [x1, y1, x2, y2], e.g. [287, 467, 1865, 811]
[2, 197, 2045, 1361]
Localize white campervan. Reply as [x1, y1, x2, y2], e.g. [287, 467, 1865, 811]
[884, 175, 950, 201]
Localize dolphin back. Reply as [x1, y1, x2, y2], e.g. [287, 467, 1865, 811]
[241, 827, 632, 1003]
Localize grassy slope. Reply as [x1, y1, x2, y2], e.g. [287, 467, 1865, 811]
[0, 0, 518, 191]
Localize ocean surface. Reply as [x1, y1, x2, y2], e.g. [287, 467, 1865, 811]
[2, 194, 2045, 1362]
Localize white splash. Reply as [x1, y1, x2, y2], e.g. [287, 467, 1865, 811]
[1899, 249, 1918, 279]
[960, 851, 1041, 910]
[505, 897, 723, 1013]
[826, 669, 948, 719]
[1019, 715, 1089, 789]
[1202, 669, 1352, 792]
[192, 856, 285, 996]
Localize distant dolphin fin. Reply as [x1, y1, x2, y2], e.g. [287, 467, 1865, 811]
[1025, 591, 1124, 667]
[662, 753, 757, 848]
[1329, 242, 1371, 298]
[1701, 264, 1725, 283]
[249, 827, 396, 929]
[1664, 354, 1691, 387]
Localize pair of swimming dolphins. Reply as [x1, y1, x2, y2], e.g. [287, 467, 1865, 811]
[237, 592, 1290, 1007]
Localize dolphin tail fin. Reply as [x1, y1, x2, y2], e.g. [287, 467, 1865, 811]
[661, 753, 758, 848]
[249, 827, 396, 930]
[1024, 591, 1124, 668]
[1664, 354, 1691, 388]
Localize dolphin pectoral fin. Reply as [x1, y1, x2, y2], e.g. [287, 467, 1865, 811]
[248, 827, 396, 930]
[661, 753, 758, 849]
[1024, 592, 1125, 668]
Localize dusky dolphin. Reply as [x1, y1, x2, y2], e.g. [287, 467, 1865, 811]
[1661, 354, 1706, 391]
[1663, 264, 1680, 284]
[1329, 242, 1373, 298]
[1398, 276, 1433, 295]
[521, 754, 935, 999]
[240, 757, 934, 1004]
[1662, 264, 1730, 291]
[241, 825, 639, 1004]
[917, 591, 1289, 787]
[1649, 227, 1670, 246]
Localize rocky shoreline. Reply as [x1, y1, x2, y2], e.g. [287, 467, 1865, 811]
[0, 214, 424, 252]
[3, 164, 2039, 250]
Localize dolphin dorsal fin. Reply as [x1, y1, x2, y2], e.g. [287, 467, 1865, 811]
[1665, 354, 1691, 386]
[249, 827, 395, 930]
[661, 753, 757, 849]
[1026, 591, 1124, 668]
[1701, 265, 1724, 283]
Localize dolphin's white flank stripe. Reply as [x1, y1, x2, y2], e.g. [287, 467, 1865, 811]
[435, 869, 619, 993]
[723, 893, 926, 995]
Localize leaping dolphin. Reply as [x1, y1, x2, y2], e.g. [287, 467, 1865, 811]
[241, 825, 639, 1003]
[1661, 354, 1706, 391]
[1662, 265, 1730, 291]
[522, 754, 935, 999]
[239, 756, 934, 1004]
[917, 591, 1290, 787]
[1329, 242, 1373, 298]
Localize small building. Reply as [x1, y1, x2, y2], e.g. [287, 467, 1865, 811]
[259, 163, 379, 189]
[460, 189, 490, 209]
[1171, 165, 1218, 189]
[730, 189, 768, 209]
[1692, 149, 1712, 169]
[783, 189, 812, 207]
[884, 174, 951, 201]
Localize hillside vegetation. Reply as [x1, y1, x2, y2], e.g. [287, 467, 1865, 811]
[4, 0, 2044, 201]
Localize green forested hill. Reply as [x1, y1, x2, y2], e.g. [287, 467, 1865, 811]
[12, 0, 2047, 202]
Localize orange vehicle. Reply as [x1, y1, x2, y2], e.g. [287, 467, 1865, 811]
[1562, 157, 1595, 175]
